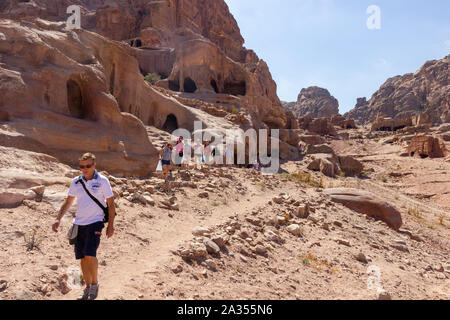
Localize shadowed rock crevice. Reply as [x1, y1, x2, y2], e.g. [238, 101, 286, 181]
[162, 114, 178, 133]
[224, 81, 246, 96]
[66, 79, 86, 119]
[169, 80, 180, 92]
[183, 77, 197, 93]
[210, 79, 219, 93]
[109, 63, 115, 95]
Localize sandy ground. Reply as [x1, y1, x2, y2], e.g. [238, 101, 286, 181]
[0, 129, 449, 300]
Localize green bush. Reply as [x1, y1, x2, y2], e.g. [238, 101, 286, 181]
[231, 105, 239, 114]
[144, 73, 161, 85]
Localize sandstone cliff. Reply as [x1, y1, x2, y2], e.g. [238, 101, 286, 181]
[345, 55, 450, 125]
[0, 0, 296, 175]
[283, 86, 340, 119]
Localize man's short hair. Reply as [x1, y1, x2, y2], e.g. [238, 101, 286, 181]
[79, 153, 96, 162]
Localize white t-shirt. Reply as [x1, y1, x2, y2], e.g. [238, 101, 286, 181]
[194, 143, 203, 156]
[68, 171, 114, 226]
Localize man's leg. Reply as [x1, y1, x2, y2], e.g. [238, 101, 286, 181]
[83, 256, 99, 300]
[80, 257, 92, 286]
[85, 256, 98, 284]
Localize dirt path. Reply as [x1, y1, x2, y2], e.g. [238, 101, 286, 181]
[61, 179, 283, 300]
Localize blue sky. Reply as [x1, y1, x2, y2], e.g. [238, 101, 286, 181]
[224, 0, 450, 113]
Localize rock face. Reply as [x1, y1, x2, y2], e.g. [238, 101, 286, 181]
[330, 115, 356, 129]
[0, 0, 303, 173]
[338, 156, 363, 177]
[297, 134, 325, 146]
[285, 87, 339, 119]
[305, 144, 335, 155]
[345, 55, 450, 125]
[0, 0, 289, 131]
[346, 98, 369, 125]
[298, 116, 337, 136]
[0, 19, 161, 175]
[407, 135, 446, 158]
[370, 115, 413, 132]
[324, 188, 403, 230]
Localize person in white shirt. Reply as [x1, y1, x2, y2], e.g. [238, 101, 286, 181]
[52, 153, 115, 300]
[193, 140, 204, 169]
[182, 139, 192, 168]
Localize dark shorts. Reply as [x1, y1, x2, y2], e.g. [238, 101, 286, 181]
[176, 152, 183, 166]
[162, 159, 171, 166]
[74, 221, 104, 260]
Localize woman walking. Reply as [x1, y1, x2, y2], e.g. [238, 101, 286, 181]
[159, 143, 173, 180]
[175, 137, 184, 167]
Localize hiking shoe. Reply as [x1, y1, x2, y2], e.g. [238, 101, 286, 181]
[88, 283, 99, 300]
[77, 286, 90, 300]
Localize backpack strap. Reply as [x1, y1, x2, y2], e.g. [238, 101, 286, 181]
[76, 177, 107, 212]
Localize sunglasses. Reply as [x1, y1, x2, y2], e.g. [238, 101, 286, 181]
[79, 163, 94, 169]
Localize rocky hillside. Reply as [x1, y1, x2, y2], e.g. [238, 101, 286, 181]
[345, 55, 450, 125]
[0, 124, 449, 300]
[0, 0, 295, 176]
[283, 86, 340, 119]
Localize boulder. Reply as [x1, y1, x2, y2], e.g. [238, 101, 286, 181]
[296, 203, 309, 218]
[307, 153, 340, 178]
[298, 135, 325, 146]
[192, 226, 212, 237]
[286, 224, 302, 236]
[338, 156, 363, 177]
[203, 238, 221, 254]
[305, 144, 335, 155]
[189, 242, 208, 259]
[324, 188, 402, 230]
[319, 158, 335, 178]
[211, 234, 227, 248]
[0, 191, 25, 208]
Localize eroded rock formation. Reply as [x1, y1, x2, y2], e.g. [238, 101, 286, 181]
[0, 0, 299, 175]
[346, 55, 450, 125]
[284, 86, 339, 119]
[407, 135, 446, 158]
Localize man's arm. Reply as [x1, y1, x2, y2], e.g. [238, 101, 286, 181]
[52, 196, 75, 232]
[105, 197, 115, 238]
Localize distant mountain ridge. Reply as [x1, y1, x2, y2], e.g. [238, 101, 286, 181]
[282, 86, 340, 119]
[345, 55, 450, 124]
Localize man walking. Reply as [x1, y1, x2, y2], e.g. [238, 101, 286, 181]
[52, 153, 115, 300]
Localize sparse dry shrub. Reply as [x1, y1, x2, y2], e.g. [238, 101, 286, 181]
[24, 229, 43, 251]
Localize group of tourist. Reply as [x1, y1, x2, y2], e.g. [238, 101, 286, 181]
[157, 136, 271, 180]
[158, 137, 225, 180]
